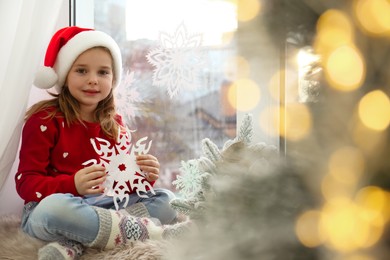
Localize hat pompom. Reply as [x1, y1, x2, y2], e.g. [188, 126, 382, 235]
[33, 66, 58, 89]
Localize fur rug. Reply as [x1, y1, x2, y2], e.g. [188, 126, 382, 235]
[0, 215, 169, 260]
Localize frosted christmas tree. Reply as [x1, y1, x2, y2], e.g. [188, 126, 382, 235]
[170, 113, 278, 219]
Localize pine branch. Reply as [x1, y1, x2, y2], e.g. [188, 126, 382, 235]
[236, 113, 253, 144]
[197, 156, 216, 174]
[170, 198, 193, 215]
[201, 138, 221, 163]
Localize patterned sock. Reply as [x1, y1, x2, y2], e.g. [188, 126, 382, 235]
[87, 207, 193, 249]
[121, 202, 162, 226]
[38, 240, 83, 260]
[87, 206, 161, 249]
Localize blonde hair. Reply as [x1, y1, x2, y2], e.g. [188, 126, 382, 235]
[26, 47, 121, 139]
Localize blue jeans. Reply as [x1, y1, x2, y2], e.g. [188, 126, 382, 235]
[21, 189, 176, 244]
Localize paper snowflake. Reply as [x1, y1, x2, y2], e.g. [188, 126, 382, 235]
[115, 70, 151, 125]
[83, 130, 155, 211]
[146, 22, 204, 98]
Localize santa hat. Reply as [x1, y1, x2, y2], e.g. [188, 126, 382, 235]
[34, 26, 122, 92]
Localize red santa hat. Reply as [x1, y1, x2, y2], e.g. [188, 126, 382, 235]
[33, 26, 122, 92]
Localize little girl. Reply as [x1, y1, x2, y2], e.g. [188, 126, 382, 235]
[15, 26, 188, 260]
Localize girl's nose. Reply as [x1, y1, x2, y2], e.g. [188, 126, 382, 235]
[88, 74, 98, 85]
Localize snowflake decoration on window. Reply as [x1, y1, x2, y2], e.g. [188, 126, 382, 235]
[83, 130, 155, 211]
[115, 70, 148, 125]
[146, 22, 204, 98]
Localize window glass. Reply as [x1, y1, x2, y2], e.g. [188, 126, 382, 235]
[93, 0, 238, 190]
[92, 0, 277, 191]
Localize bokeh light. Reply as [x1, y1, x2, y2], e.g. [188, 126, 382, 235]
[328, 146, 365, 185]
[227, 78, 260, 111]
[355, 186, 389, 225]
[280, 103, 312, 141]
[320, 197, 360, 252]
[354, 0, 390, 35]
[336, 255, 374, 260]
[314, 9, 354, 55]
[321, 173, 356, 202]
[259, 105, 280, 137]
[268, 69, 298, 102]
[317, 185, 389, 253]
[358, 90, 390, 131]
[352, 120, 387, 155]
[295, 210, 324, 248]
[237, 0, 261, 22]
[324, 45, 365, 91]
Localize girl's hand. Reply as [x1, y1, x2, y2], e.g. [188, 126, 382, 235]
[136, 154, 160, 182]
[74, 165, 106, 195]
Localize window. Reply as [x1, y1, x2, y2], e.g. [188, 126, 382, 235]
[73, 0, 280, 191]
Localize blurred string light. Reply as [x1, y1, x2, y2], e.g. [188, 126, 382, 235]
[259, 105, 279, 137]
[321, 146, 365, 202]
[296, 146, 390, 253]
[358, 90, 390, 131]
[314, 9, 354, 53]
[258, 103, 312, 141]
[295, 1, 390, 255]
[227, 78, 261, 112]
[321, 171, 356, 202]
[261, 69, 302, 140]
[340, 255, 375, 260]
[277, 103, 311, 141]
[236, 0, 261, 22]
[268, 69, 300, 103]
[325, 45, 365, 92]
[314, 9, 366, 92]
[328, 146, 365, 186]
[353, 0, 390, 36]
[296, 185, 390, 253]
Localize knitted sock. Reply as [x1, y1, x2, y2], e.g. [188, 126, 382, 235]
[123, 202, 150, 218]
[38, 240, 83, 260]
[121, 202, 162, 226]
[87, 206, 159, 249]
[87, 206, 192, 249]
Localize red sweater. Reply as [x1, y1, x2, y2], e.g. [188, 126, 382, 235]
[15, 108, 132, 204]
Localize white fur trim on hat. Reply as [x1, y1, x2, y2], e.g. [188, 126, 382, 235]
[34, 30, 122, 92]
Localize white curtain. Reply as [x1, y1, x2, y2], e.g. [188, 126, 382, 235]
[0, 0, 65, 190]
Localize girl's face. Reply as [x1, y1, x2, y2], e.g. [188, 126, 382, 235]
[66, 47, 114, 115]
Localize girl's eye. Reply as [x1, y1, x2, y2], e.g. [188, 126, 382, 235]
[76, 68, 87, 74]
[99, 70, 110, 75]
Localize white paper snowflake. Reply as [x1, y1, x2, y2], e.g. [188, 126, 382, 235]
[83, 130, 155, 211]
[115, 70, 147, 124]
[146, 22, 204, 98]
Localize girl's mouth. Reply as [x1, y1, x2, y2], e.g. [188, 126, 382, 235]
[83, 90, 100, 94]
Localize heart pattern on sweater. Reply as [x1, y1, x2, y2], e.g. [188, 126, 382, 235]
[40, 125, 47, 132]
